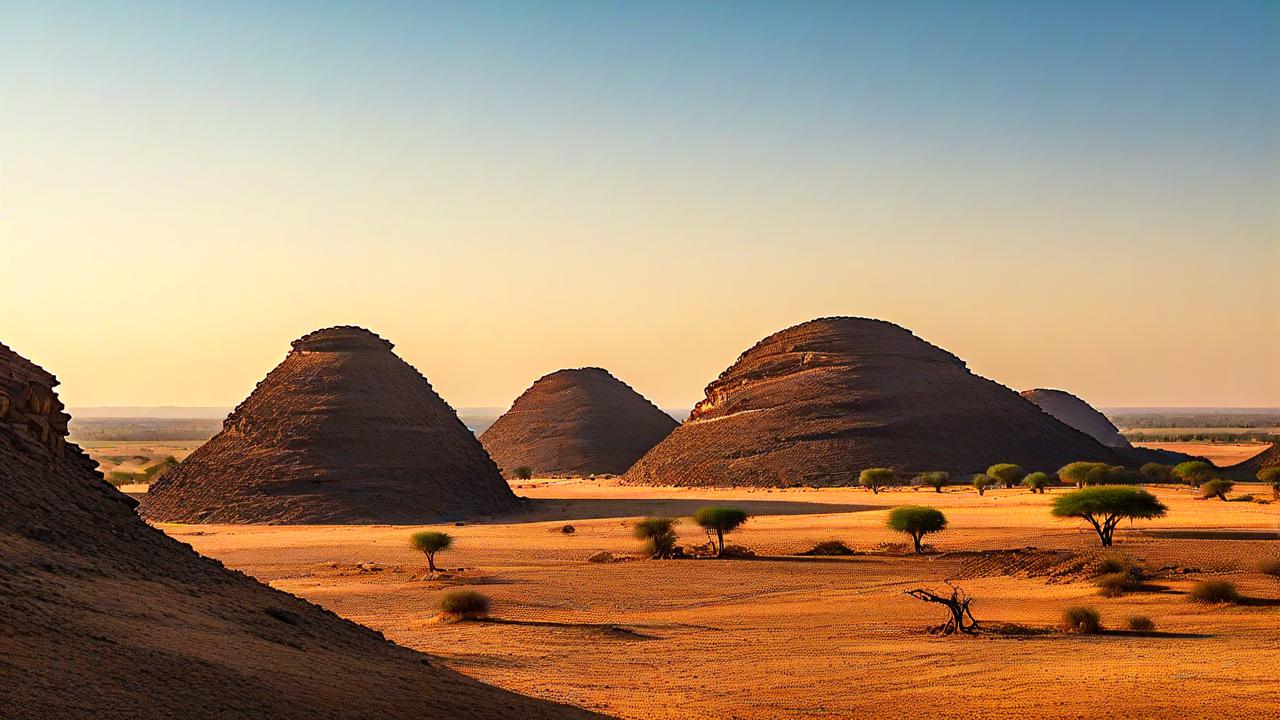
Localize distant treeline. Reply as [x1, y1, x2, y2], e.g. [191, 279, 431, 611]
[1122, 430, 1279, 444]
[69, 418, 222, 442]
[1110, 412, 1280, 429]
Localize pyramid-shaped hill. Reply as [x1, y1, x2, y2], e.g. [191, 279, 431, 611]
[623, 317, 1118, 487]
[480, 367, 678, 477]
[140, 326, 517, 524]
[1020, 389, 1131, 448]
[0, 340, 599, 720]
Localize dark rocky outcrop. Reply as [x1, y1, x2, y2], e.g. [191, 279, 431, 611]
[623, 317, 1117, 487]
[1229, 443, 1279, 480]
[1020, 389, 1131, 448]
[480, 368, 677, 477]
[140, 326, 517, 524]
[0, 340, 600, 720]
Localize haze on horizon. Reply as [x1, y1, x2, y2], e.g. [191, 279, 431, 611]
[2, 1, 1277, 411]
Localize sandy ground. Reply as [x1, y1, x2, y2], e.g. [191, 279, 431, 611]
[81, 440, 201, 476]
[1135, 442, 1272, 467]
[161, 480, 1280, 720]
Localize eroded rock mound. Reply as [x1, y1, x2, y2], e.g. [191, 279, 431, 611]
[140, 326, 517, 524]
[480, 368, 678, 477]
[623, 317, 1116, 487]
[1020, 389, 1131, 448]
[0, 340, 598, 720]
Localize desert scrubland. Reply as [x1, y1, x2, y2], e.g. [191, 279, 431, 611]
[165, 478, 1280, 720]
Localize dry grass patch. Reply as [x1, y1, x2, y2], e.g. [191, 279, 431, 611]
[1187, 580, 1241, 604]
[1060, 606, 1102, 634]
[439, 589, 491, 620]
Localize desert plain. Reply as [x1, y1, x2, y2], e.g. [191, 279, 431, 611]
[155, 475, 1280, 720]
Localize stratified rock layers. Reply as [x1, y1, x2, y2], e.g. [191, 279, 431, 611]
[623, 317, 1116, 487]
[1020, 389, 1132, 448]
[480, 368, 678, 476]
[0, 340, 597, 720]
[140, 326, 517, 524]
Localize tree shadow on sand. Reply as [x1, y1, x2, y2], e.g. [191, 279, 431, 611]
[502, 497, 878, 523]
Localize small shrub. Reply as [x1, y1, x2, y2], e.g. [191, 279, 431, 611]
[633, 517, 679, 559]
[1126, 615, 1156, 632]
[1199, 479, 1234, 501]
[587, 551, 614, 563]
[800, 540, 857, 556]
[1187, 579, 1241, 604]
[439, 590, 490, 618]
[1060, 605, 1102, 634]
[1095, 552, 1135, 576]
[1258, 557, 1280, 578]
[1094, 571, 1136, 597]
[560, 524, 575, 534]
[512, 466, 534, 481]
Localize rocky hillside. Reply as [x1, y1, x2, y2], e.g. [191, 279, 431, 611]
[624, 317, 1116, 486]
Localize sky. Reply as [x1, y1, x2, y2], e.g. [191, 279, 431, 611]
[1, 0, 1277, 411]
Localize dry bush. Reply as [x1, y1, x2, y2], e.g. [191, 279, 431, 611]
[1061, 606, 1102, 634]
[799, 540, 857, 556]
[1126, 615, 1156, 632]
[1094, 572, 1135, 598]
[1187, 580, 1241, 604]
[439, 590, 491, 619]
[1092, 553, 1143, 596]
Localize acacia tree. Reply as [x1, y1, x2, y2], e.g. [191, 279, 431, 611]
[987, 463, 1027, 489]
[859, 468, 894, 494]
[1022, 471, 1051, 494]
[887, 505, 947, 553]
[409, 530, 454, 574]
[694, 506, 748, 558]
[1051, 486, 1167, 547]
[632, 517, 679, 558]
[1140, 463, 1175, 484]
[1058, 461, 1108, 488]
[917, 471, 950, 493]
[972, 474, 994, 496]
[512, 466, 534, 481]
[1173, 461, 1214, 488]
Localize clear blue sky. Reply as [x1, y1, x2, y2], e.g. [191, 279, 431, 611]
[1, 1, 1277, 408]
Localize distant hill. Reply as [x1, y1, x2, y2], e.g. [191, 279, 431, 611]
[68, 406, 231, 419]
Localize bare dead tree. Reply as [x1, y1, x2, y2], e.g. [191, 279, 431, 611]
[904, 581, 980, 636]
